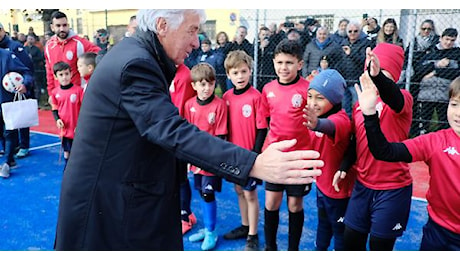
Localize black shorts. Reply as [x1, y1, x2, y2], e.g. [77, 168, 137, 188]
[193, 174, 222, 195]
[61, 137, 73, 152]
[265, 181, 312, 197]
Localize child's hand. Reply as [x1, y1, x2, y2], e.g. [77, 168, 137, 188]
[56, 119, 64, 129]
[365, 47, 381, 77]
[302, 105, 318, 130]
[356, 72, 378, 116]
[14, 83, 27, 94]
[332, 170, 347, 192]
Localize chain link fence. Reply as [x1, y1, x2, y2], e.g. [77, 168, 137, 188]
[194, 9, 460, 137]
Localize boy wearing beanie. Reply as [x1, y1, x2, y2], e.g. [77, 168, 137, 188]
[343, 43, 414, 250]
[303, 69, 353, 250]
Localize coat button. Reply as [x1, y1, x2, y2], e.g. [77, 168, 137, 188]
[220, 162, 227, 169]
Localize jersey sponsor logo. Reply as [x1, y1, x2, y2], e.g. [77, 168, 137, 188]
[70, 93, 78, 103]
[208, 112, 216, 125]
[267, 91, 276, 98]
[291, 93, 303, 108]
[66, 50, 74, 61]
[242, 104, 252, 118]
[443, 146, 460, 155]
[55, 93, 61, 99]
[190, 107, 196, 113]
[392, 223, 402, 230]
[337, 217, 344, 223]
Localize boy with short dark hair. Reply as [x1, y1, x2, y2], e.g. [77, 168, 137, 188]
[51, 61, 84, 167]
[261, 39, 312, 251]
[77, 52, 97, 92]
[185, 62, 228, 251]
[221, 50, 268, 251]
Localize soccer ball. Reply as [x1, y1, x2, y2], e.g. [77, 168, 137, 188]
[2, 72, 24, 93]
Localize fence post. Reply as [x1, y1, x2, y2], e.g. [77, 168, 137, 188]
[405, 9, 418, 91]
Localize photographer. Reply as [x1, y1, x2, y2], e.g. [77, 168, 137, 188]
[256, 26, 277, 91]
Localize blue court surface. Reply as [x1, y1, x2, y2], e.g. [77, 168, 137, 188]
[0, 131, 429, 251]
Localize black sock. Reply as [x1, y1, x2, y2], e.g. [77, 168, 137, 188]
[247, 234, 258, 241]
[264, 208, 279, 250]
[344, 226, 368, 250]
[369, 235, 396, 251]
[288, 209, 304, 251]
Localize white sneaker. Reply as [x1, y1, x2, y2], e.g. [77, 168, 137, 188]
[0, 163, 10, 178]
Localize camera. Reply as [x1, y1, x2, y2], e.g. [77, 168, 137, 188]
[283, 22, 295, 28]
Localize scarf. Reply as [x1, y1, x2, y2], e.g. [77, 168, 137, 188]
[315, 37, 331, 50]
[415, 33, 437, 51]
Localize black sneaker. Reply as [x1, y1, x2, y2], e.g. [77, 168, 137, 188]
[223, 225, 249, 240]
[264, 245, 277, 251]
[244, 236, 259, 251]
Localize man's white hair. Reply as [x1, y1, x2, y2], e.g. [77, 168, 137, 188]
[136, 9, 206, 33]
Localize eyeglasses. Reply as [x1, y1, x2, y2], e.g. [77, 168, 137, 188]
[348, 30, 359, 33]
[421, 27, 432, 31]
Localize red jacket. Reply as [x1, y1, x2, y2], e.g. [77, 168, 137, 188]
[45, 32, 100, 98]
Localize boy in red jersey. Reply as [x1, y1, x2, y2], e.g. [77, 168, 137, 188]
[51, 61, 84, 167]
[303, 69, 353, 250]
[342, 43, 414, 250]
[184, 62, 228, 251]
[358, 69, 460, 251]
[221, 50, 268, 251]
[76, 52, 97, 92]
[261, 39, 312, 251]
[169, 64, 198, 235]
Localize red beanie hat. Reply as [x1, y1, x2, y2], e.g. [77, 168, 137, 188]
[371, 43, 404, 82]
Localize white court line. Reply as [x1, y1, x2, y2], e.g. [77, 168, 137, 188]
[30, 130, 59, 137]
[29, 142, 61, 151]
[29, 131, 61, 151]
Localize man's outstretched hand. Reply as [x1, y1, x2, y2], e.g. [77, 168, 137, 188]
[250, 139, 323, 185]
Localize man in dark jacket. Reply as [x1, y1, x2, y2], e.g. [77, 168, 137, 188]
[54, 9, 324, 251]
[0, 48, 33, 178]
[0, 22, 34, 159]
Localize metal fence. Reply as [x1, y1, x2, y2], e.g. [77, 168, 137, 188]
[194, 9, 460, 137]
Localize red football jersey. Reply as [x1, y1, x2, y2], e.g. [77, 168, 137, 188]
[169, 64, 195, 117]
[308, 110, 354, 199]
[404, 128, 460, 234]
[261, 78, 311, 152]
[222, 87, 268, 150]
[352, 89, 413, 190]
[51, 85, 84, 139]
[184, 95, 228, 176]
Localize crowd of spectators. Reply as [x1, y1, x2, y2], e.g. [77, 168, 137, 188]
[182, 15, 458, 136]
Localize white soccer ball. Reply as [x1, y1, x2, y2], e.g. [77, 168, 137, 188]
[2, 72, 24, 93]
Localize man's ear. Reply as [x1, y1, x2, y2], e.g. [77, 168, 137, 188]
[156, 17, 168, 37]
